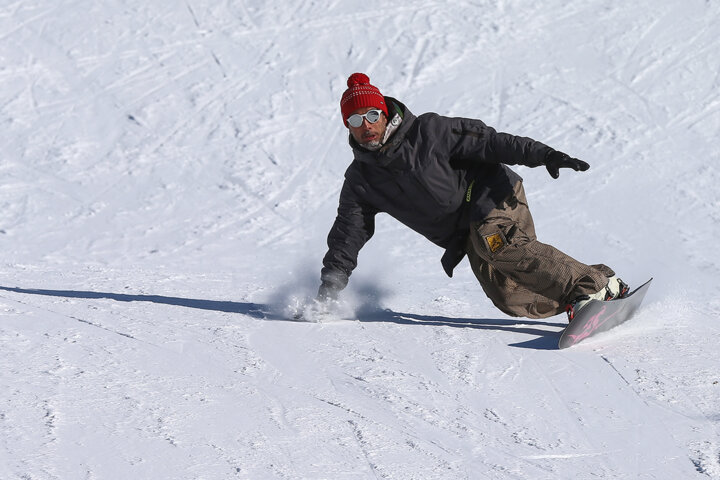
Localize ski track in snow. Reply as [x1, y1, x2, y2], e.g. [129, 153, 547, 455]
[1, 0, 720, 479]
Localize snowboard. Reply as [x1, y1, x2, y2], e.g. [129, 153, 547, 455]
[558, 278, 653, 349]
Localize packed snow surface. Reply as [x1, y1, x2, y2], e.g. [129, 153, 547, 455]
[1, 0, 719, 478]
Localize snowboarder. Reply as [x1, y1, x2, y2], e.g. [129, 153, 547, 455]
[316, 73, 628, 320]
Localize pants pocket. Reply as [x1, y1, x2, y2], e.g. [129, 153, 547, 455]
[475, 222, 518, 257]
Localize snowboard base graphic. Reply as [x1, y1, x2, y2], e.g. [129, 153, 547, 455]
[558, 278, 653, 349]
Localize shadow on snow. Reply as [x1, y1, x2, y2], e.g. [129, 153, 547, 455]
[355, 307, 564, 350]
[0, 286, 564, 350]
[0, 285, 270, 319]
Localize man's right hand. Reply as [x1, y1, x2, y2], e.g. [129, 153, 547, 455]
[316, 281, 339, 302]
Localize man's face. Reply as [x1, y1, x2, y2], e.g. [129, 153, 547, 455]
[348, 107, 388, 150]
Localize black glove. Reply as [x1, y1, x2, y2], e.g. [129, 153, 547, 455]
[316, 281, 339, 302]
[544, 150, 590, 179]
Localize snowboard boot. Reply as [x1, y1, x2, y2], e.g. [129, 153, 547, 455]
[566, 275, 629, 322]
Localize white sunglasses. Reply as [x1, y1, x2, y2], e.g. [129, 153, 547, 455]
[347, 109, 383, 128]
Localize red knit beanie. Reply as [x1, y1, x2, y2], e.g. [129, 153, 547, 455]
[340, 73, 388, 127]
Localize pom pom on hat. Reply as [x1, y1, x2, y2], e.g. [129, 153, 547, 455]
[340, 73, 388, 127]
[346, 73, 370, 87]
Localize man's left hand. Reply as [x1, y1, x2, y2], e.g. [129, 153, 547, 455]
[544, 150, 590, 179]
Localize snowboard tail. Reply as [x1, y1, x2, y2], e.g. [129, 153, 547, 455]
[558, 278, 653, 349]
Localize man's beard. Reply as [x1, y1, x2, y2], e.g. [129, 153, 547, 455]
[358, 126, 387, 151]
[360, 139, 383, 151]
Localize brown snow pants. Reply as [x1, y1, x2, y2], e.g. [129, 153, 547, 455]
[466, 181, 614, 319]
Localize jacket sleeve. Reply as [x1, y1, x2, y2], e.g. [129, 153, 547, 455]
[441, 115, 553, 167]
[320, 179, 378, 291]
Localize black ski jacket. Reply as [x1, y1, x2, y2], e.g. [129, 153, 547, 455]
[321, 97, 553, 290]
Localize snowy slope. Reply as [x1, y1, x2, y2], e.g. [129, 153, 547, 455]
[1, 0, 719, 478]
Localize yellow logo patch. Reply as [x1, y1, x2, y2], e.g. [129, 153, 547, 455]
[484, 233, 505, 253]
